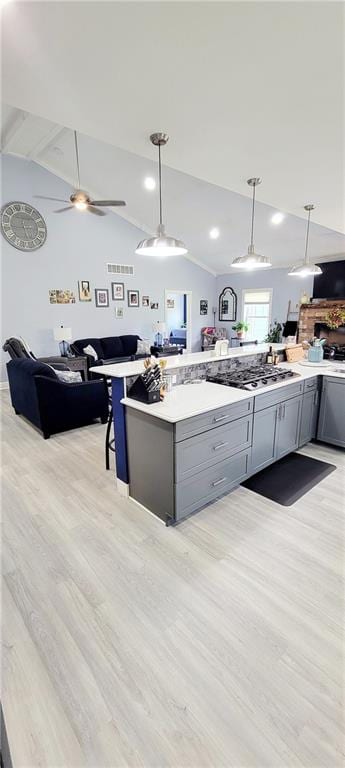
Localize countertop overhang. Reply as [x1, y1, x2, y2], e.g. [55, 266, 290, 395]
[90, 343, 285, 379]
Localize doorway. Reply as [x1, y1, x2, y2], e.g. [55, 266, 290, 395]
[164, 289, 192, 352]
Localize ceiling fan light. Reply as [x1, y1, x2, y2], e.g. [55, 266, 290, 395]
[74, 201, 88, 211]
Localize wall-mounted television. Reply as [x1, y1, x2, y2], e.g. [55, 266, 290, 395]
[313, 260, 345, 300]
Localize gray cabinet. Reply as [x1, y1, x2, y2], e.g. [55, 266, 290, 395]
[276, 396, 302, 458]
[251, 394, 302, 474]
[251, 404, 277, 473]
[317, 376, 345, 448]
[299, 389, 319, 446]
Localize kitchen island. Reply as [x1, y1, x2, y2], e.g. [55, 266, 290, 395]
[122, 362, 345, 523]
[90, 344, 286, 496]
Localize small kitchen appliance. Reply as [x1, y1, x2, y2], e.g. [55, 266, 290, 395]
[214, 339, 229, 356]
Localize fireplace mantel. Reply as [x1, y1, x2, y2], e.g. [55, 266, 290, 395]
[298, 299, 345, 343]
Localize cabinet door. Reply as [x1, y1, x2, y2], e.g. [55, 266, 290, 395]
[299, 390, 318, 446]
[276, 396, 302, 459]
[251, 404, 278, 473]
[317, 377, 345, 448]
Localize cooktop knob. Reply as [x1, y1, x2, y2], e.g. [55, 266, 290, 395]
[251, 381, 258, 388]
[262, 378, 267, 384]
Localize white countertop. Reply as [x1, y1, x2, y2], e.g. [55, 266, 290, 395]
[90, 343, 285, 379]
[121, 360, 345, 423]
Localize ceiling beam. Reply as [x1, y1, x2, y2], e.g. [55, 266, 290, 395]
[1, 110, 28, 152]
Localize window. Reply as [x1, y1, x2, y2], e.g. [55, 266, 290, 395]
[242, 290, 272, 342]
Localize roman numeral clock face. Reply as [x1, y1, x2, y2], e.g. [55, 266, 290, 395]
[1, 202, 47, 251]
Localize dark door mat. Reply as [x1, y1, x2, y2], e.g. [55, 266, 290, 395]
[242, 453, 336, 506]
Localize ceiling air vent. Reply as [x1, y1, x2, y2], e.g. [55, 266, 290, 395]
[106, 263, 134, 276]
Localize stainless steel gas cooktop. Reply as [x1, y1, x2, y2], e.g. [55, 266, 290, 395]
[206, 365, 300, 391]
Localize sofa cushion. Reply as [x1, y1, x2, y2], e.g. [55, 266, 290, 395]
[100, 336, 124, 359]
[120, 335, 141, 356]
[72, 338, 104, 360]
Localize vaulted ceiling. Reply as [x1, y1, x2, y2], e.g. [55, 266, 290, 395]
[1, 1, 344, 274]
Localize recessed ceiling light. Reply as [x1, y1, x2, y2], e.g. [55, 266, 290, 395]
[271, 212, 285, 225]
[209, 227, 220, 239]
[144, 176, 156, 191]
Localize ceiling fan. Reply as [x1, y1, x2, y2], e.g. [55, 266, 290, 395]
[35, 130, 126, 216]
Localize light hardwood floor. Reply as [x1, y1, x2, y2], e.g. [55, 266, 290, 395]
[1, 391, 344, 768]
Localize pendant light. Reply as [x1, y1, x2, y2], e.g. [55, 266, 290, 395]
[135, 133, 187, 257]
[232, 177, 271, 269]
[288, 205, 322, 276]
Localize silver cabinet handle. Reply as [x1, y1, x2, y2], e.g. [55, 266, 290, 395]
[282, 403, 286, 418]
[213, 441, 229, 451]
[212, 477, 227, 487]
[213, 414, 229, 422]
[277, 404, 282, 420]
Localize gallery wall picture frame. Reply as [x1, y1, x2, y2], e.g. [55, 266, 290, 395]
[166, 298, 175, 310]
[200, 299, 208, 315]
[218, 286, 237, 322]
[115, 306, 124, 319]
[127, 289, 139, 307]
[142, 295, 150, 307]
[78, 280, 92, 302]
[112, 282, 124, 301]
[95, 288, 109, 308]
[150, 301, 159, 310]
[49, 289, 76, 304]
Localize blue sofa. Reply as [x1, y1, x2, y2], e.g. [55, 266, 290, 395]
[7, 359, 108, 439]
[71, 335, 143, 369]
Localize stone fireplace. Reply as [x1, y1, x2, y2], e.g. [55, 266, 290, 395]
[298, 299, 345, 344]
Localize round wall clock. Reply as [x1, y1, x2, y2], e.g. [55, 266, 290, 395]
[1, 201, 47, 251]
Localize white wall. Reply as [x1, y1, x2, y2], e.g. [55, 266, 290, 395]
[216, 269, 314, 339]
[1, 155, 216, 380]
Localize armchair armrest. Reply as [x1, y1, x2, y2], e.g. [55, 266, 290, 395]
[34, 376, 108, 437]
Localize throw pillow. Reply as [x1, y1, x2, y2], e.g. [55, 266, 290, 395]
[83, 344, 98, 360]
[136, 339, 151, 355]
[55, 369, 83, 384]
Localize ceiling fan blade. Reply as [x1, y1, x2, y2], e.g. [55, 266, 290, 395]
[90, 200, 126, 207]
[35, 195, 70, 204]
[54, 206, 74, 213]
[87, 206, 106, 216]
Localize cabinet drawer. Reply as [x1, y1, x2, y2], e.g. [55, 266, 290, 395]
[303, 376, 318, 392]
[174, 398, 253, 442]
[254, 381, 303, 412]
[175, 414, 252, 481]
[175, 450, 250, 521]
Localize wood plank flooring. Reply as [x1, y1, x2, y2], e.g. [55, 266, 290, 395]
[1, 391, 344, 768]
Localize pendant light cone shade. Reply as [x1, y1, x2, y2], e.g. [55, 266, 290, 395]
[232, 178, 271, 269]
[288, 205, 322, 276]
[136, 133, 187, 257]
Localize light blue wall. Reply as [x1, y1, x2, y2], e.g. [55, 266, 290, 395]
[1, 155, 216, 380]
[216, 270, 314, 339]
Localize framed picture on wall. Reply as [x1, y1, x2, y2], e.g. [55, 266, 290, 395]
[200, 299, 208, 315]
[150, 301, 159, 310]
[78, 280, 92, 302]
[127, 290, 139, 307]
[115, 306, 124, 319]
[49, 289, 76, 304]
[142, 295, 150, 307]
[166, 298, 175, 309]
[112, 282, 124, 301]
[95, 288, 109, 307]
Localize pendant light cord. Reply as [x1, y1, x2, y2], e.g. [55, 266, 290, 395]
[158, 142, 163, 227]
[250, 182, 256, 247]
[304, 208, 311, 264]
[74, 130, 81, 190]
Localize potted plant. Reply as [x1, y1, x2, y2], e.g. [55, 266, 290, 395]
[264, 320, 282, 343]
[232, 321, 249, 339]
